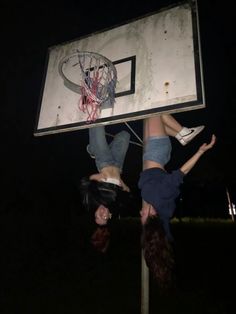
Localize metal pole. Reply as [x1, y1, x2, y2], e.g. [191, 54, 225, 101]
[226, 187, 234, 222]
[105, 132, 143, 147]
[125, 122, 143, 145]
[141, 121, 149, 314]
[141, 250, 149, 314]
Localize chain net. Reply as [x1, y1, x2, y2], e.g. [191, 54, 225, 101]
[77, 51, 117, 123]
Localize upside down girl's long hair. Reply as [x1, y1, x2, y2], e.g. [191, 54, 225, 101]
[79, 177, 132, 254]
[141, 215, 176, 291]
[91, 226, 111, 253]
[79, 177, 117, 253]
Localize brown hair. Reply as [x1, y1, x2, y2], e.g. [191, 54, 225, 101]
[91, 226, 111, 253]
[142, 215, 175, 290]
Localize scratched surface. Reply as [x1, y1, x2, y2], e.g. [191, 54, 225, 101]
[35, 3, 205, 136]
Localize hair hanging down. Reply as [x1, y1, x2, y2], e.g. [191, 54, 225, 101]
[142, 215, 176, 291]
[79, 176, 126, 217]
[79, 177, 131, 253]
[91, 226, 111, 253]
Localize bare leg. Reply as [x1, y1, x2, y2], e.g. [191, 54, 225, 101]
[161, 114, 182, 136]
[144, 116, 166, 141]
[144, 114, 182, 138]
[163, 125, 179, 137]
[161, 113, 205, 146]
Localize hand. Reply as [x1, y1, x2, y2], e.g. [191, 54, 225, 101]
[122, 185, 130, 192]
[120, 179, 130, 192]
[180, 134, 216, 175]
[198, 134, 216, 154]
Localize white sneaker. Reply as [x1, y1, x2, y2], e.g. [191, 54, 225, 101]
[86, 145, 95, 159]
[178, 126, 205, 146]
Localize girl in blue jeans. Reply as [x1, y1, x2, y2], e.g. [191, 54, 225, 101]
[80, 126, 131, 227]
[80, 125, 132, 253]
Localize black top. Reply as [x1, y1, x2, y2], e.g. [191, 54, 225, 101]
[138, 167, 184, 240]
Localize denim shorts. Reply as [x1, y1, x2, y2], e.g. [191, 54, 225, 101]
[143, 136, 172, 166]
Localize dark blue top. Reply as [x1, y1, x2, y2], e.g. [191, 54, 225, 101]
[138, 167, 184, 240]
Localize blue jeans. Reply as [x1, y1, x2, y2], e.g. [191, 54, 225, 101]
[88, 126, 130, 172]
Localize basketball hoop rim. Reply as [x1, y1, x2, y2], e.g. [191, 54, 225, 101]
[58, 51, 117, 96]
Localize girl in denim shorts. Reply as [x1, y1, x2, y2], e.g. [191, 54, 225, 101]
[139, 114, 215, 289]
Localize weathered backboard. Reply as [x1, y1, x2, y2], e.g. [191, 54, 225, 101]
[34, 1, 205, 136]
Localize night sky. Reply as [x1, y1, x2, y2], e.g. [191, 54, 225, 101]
[2, 0, 236, 218]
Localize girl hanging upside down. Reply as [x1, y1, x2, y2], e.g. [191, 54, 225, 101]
[138, 114, 216, 289]
[79, 114, 207, 253]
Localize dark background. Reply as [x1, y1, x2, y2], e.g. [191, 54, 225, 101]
[1, 0, 236, 221]
[1, 1, 236, 313]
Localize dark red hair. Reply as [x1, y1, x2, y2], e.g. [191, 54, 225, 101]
[91, 226, 111, 253]
[141, 215, 176, 290]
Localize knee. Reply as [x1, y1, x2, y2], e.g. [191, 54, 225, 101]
[119, 130, 130, 141]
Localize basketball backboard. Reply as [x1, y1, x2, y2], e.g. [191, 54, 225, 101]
[34, 0, 205, 136]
